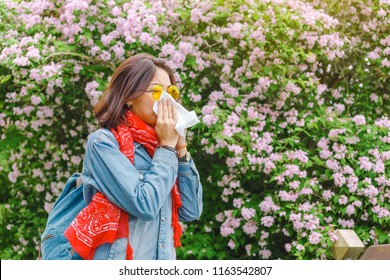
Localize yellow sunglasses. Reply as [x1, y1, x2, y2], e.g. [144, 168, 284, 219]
[142, 84, 180, 101]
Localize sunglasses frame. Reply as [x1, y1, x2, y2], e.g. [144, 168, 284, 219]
[140, 84, 180, 101]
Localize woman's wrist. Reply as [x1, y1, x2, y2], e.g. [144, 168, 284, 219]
[176, 141, 187, 157]
[178, 147, 187, 157]
[176, 142, 187, 150]
[157, 145, 179, 157]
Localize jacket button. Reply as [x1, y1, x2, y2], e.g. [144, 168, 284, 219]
[162, 217, 166, 222]
[159, 243, 165, 249]
[139, 172, 144, 180]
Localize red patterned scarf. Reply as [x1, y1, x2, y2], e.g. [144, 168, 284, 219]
[64, 110, 182, 259]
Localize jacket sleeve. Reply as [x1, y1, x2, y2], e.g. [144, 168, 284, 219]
[177, 158, 203, 222]
[88, 132, 179, 221]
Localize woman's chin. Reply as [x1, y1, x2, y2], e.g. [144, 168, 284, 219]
[146, 117, 157, 127]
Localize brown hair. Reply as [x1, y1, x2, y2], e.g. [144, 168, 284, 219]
[93, 53, 177, 129]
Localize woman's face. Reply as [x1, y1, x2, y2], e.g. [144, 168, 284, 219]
[129, 67, 172, 126]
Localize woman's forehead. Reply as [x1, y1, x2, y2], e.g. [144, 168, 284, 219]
[149, 82, 172, 88]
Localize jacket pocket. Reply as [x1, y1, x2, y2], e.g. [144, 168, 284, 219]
[40, 227, 74, 260]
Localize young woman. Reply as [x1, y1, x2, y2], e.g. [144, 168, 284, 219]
[64, 53, 203, 260]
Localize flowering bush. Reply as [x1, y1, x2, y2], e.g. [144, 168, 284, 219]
[0, 0, 389, 260]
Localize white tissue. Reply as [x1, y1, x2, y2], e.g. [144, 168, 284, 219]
[152, 90, 200, 136]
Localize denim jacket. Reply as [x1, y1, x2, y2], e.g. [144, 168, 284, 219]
[80, 128, 203, 260]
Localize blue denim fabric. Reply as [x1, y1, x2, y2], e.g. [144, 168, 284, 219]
[40, 173, 86, 260]
[81, 128, 203, 260]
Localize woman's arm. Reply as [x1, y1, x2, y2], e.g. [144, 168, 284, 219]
[177, 158, 203, 222]
[87, 130, 178, 221]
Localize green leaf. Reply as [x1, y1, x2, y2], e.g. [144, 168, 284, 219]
[185, 55, 197, 68]
[0, 74, 11, 84]
[348, 196, 357, 203]
[311, 156, 323, 166]
[377, 231, 389, 243]
[263, 66, 272, 75]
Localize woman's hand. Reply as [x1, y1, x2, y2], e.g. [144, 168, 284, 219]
[155, 99, 179, 148]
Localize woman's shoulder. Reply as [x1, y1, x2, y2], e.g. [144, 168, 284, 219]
[87, 128, 119, 149]
[86, 127, 142, 150]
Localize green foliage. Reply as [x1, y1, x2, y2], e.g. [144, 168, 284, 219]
[0, 0, 389, 260]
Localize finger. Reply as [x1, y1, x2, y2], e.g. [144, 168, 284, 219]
[162, 99, 168, 120]
[172, 103, 178, 123]
[166, 100, 172, 117]
[168, 101, 176, 124]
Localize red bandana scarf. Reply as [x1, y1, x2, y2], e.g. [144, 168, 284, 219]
[64, 110, 182, 260]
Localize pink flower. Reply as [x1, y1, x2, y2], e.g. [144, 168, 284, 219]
[233, 198, 244, 208]
[319, 150, 332, 159]
[220, 225, 234, 237]
[31, 95, 42, 105]
[346, 136, 360, 144]
[289, 212, 302, 222]
[216, 213, 224, 222]
[338, 195, 348, 205]
[230, 218, 241, 228]
[284, 164, 301, 178]
[71, 155, 81, 165]
[227, 239, 236, 249]
[324, 216, 333, 223]
[309, 232, 322, 245]
[372, 205, 381, 214]
[353, 115, 366, 125]
[259, 196, 279, 213]
[261, 216, 275, 227]
[363, 185, 379, 198]
[300, 187, 313, 196]
[259, 249, 271, 259]
[14, 56, 30, 66]
[328, 128, 346, 139]
[326, 159, 340, 172]
[378, 208, 390, 218]
[333, 172, 346, 187]
[317, 84, 327, 95]
[243, 220, 258, 236]
[241, 207, 256, 220]
[346, 205, 355, 216]
[322, 190, 334, 201]
[328, 231, 338, 242]
[359, 156, 373, 171]
[299, 202, 313, 212]
[264, 160, 276, 174]
[226, 156, 241, 167]
[352, 200, 362, 207]
[289, 181, 300, 189]
[203, 114, 219, 127]
[228, 144, 244, 155]
[370, 93, 379, 102]
[317, 138, 329, 149]
[338, 218, 355, 228]
[26, 46, 40, 59]
[285, 243, 292, 252]
[296, 244, 305, 251]
[374, 161, 385, 173]
[278, 190, 298, 202]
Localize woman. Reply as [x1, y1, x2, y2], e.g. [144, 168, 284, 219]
[64, 53, 203, 260]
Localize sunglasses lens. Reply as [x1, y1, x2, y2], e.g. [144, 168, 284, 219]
[167, 85, 180, 100]
[152, 91, 161, 101]
[152, 85, 163, 101]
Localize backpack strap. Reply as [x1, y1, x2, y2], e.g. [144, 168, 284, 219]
[76, 177, 83, 188]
